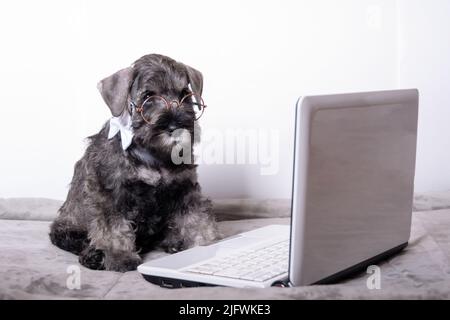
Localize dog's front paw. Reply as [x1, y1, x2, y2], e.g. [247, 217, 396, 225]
[79, 246, 105, 270]
[104, 252, 142, 272]
[159, 239, 187, 254]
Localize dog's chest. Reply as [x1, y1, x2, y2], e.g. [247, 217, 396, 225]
[124, 167, 193, 217]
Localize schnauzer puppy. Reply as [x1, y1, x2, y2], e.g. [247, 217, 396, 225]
[49, 54, 218, 272]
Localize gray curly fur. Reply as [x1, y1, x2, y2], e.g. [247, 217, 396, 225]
[49, 54, 218, 272]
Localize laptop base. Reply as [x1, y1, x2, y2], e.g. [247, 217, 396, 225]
[143, 274, 216, 289]
[142, 242, 407, 288]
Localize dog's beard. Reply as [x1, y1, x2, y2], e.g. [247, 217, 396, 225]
[156, 129, 192, 152]
[159, 129, 191, 145]
[138, 128, 194, 165]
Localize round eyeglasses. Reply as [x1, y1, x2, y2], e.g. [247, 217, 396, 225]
[134, 93, 207, 124]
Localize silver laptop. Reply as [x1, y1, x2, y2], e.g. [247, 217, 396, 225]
[138, 89, 419, 288]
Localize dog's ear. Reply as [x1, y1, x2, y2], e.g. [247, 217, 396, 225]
[97, 67, 134, 117]
[184, 65, 203, 96]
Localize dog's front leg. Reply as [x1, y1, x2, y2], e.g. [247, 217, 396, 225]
[79, 215, 141, 272]
[159, 199, 220, 253]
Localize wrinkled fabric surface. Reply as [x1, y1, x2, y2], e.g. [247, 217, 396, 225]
[0, 195, 450, 300]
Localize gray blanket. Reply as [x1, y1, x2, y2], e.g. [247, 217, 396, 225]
[1, 195, 450, 300]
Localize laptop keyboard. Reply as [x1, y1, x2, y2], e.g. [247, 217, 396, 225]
[183, 239, 289, 282]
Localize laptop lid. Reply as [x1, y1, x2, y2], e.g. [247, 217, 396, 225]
[289, 89, 419, 286]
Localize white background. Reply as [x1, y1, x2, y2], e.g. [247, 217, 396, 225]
[0, 0, 448, 200]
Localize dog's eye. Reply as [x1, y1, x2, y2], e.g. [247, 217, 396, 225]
[142, 91, 155, 100]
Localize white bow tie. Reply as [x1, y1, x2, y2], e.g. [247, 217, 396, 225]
[108, 111, 133, 150]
